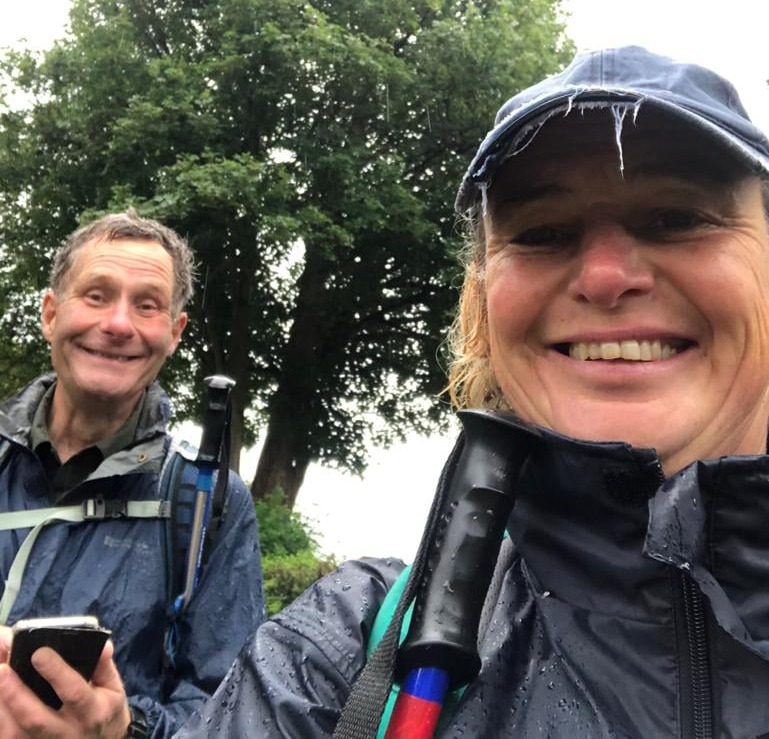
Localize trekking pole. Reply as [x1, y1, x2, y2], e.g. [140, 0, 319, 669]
[175, 374, 236, 612]
[384, 410, 534, 739]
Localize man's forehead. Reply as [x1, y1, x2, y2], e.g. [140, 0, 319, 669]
[62, 237, 174, 288]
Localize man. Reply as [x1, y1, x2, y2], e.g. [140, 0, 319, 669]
[175, 47, 769, 738]
[0, 211, 264, 738]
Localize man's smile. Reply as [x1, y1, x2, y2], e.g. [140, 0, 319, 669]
[80, 345, 139, 362]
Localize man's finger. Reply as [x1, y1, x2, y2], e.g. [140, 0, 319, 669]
[0, 626, 11, 664]
[30, 645, 92, 708]
[0, 662, 61, 733]
[87, 640, 125, 693]
[0, 668, 25, 738]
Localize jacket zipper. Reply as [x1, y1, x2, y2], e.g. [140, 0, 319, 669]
[676, 570, 714, 739]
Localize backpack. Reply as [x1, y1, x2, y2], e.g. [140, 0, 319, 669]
[0, 436, 229, 669]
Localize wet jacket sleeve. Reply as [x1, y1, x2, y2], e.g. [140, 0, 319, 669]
[173, 557, 405, 739]
[133, 472, 265, 738]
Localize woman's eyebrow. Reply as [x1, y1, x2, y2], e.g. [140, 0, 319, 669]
[489, 158, 743, 218]
[491, 183, 569, 210]
[625, 157, 742, 189]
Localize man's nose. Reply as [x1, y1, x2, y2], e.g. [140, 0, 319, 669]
[100, 298, 135, 337]
[567, 223, 654, 308]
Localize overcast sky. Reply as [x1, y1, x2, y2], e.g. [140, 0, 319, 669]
[4, 0, 769, 130]
[564, 0, 769, 133]
[4, 1, 769, 561]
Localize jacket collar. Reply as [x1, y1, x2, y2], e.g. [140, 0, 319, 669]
[0, 372, 171, 448]
[506, 422, 769, 659]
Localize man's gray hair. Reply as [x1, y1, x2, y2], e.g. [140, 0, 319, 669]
[49, 209, 195, 315]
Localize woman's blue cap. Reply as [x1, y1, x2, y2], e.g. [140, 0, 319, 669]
[455, 45, 769, 212]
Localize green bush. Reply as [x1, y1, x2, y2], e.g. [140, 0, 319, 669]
[262, 549, 337, 616]
[255, 493, 317, 556]
[255, 493, 337, 615]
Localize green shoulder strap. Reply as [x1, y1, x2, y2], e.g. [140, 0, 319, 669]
[366, 563, 465, 739]
[367, 565, 412, 739]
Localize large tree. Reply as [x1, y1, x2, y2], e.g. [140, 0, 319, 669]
[0, 0, 572, 507]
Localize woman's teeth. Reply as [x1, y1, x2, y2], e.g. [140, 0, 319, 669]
[569, 339, 678, 361]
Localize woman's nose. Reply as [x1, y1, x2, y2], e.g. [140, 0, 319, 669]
[567, 223, 654, 308]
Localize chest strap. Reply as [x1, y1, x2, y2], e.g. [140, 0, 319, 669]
[0, 498, 170, 624]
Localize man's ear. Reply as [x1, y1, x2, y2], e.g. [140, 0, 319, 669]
[41, 291, 57, 343]
[167, 311, 189, 356]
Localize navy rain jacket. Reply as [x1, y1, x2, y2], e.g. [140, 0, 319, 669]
[0, 373, 265, 738]
[177, 421, 769, 738]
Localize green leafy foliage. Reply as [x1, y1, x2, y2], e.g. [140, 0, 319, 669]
[261, 549, 336, 616]
[0, 0, 574, 507]
[255, 493, 336, 615]
[255, 491, 318, 556]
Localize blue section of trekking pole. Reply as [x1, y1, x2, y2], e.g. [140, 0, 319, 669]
[402, 666, 450, 703]
[190, 467, 214, 591]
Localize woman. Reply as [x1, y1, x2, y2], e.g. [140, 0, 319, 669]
[177, 46, 769, 738]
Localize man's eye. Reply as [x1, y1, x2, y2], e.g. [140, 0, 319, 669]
[84, 291, 105, 304]
[137, 301, 160, 315]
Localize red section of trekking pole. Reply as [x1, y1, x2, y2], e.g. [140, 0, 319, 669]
[385, 666, 449, 739]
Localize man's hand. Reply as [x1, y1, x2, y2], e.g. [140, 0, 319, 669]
[0, 625, 11, 664]
[0, 639, 131, 738]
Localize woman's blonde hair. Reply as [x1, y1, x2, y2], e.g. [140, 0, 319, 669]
[445, 205, 508, 411]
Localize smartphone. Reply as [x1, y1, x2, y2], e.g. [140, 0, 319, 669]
[8, 615, 111, 709]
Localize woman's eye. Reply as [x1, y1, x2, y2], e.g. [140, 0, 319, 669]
[511, 225, 576, 249]
[642, 208, 711, 236]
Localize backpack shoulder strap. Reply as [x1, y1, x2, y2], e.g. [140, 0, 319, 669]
[368, 565, 412, 659]
[0, 497, 170, 624]
[367, 565, 412, 739]
[159, 438, 199, 615]
[160, 436, 231, 668]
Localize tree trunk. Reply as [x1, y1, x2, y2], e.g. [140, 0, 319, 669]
[251, 416, 311, 508]
[202, 223, 254, 477]
[223, 244, 253, 477]
[250, 241, 331, 507]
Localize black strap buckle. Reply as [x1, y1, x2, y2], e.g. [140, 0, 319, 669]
[83, 497, 128, 519]
[126, 706, 150, 738]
